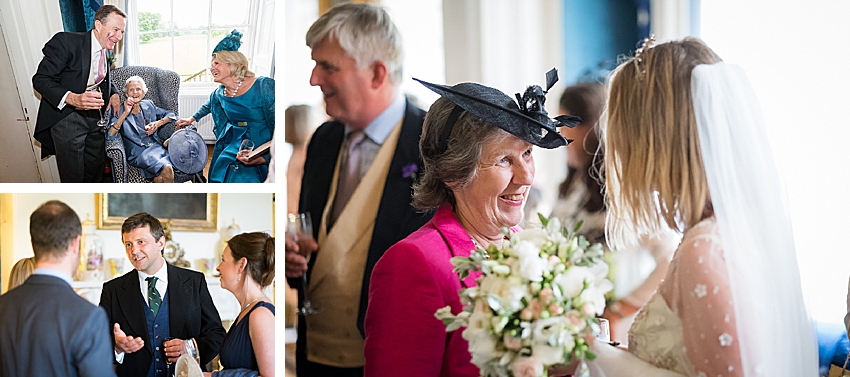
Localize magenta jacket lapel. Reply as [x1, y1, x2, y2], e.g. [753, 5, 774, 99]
[430, 204, 480, 287]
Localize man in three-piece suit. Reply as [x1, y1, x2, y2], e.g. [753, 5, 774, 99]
[99, 213, 225, 377]
[32, 4, 125, 182]
[0, 200, 116, 377]
[284, 3, 433, 376]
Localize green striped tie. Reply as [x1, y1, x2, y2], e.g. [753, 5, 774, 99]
[146, 276, 162, 317]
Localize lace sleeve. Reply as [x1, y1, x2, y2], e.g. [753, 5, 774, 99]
[665, 228, 743, 377]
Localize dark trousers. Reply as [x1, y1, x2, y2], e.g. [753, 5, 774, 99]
[296, 317, 363, 377]
[50, 110, 105, 182]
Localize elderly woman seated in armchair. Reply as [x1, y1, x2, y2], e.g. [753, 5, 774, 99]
[107, 75, 177, 183]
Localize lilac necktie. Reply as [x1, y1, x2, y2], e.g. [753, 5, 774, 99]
[95, 49, 106, 84]
[329, 131, 366, 227]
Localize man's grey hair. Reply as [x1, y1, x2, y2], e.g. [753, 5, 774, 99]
[124, 75, 148, 94]
[306, 3, 404, 85]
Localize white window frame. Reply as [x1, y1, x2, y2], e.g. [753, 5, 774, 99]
[128, 0, 273, 91]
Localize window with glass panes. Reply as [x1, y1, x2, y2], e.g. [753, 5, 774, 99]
[137, 0, 254, 82]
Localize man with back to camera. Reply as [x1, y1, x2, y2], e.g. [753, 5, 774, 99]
[32, 4, 125, 182]
[284, 3, 433, 376]
[99, 212, 225, 377]
[0, 200, 116, 377]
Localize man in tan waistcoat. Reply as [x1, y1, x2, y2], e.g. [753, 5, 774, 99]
[284, 3, 433, 376]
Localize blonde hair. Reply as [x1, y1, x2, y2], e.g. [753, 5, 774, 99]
[604, 37, 721, 248]
[8, 257, 35, 291]
[211, 50, 254, 82]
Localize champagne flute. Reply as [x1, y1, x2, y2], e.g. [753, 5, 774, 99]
[93, 86, 109, 129]
[288, 212, 319, 315]
[597, 318, 610, 342]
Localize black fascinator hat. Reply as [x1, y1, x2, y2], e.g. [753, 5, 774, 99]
[414, 68, 580, 152]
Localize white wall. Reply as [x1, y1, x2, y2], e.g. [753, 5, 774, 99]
[699, 1, 850, 323]
[3, 193, 273, 283]
[283, 0, 445, 110]
[442, 0, 566, 221]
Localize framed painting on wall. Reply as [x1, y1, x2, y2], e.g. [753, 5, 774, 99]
[96, 193, 218, 232]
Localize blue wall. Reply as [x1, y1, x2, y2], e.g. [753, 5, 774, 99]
[561, 0, 648, 84]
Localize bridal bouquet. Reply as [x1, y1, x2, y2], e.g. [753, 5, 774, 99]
[435, 216, 612, 377]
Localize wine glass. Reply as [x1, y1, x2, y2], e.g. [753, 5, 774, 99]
[239, 139, 255, 158]
[288, 212, 319, 315]
[164, 338, 199, 366]
[92, 86, 109, 129]
[182, 339, 199, 366]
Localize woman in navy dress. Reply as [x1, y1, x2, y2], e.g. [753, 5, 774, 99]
[206, 232, 274, 377]
[108, 75, 176, 183]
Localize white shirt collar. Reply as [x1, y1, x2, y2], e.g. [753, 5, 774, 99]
[345, 93, 406, 144]
[91, 31, 104, 54]
[137, 259, 169, 286]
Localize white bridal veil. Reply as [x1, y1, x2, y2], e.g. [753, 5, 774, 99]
[691, 62, 817, 376]
[587, 63, 818, 376]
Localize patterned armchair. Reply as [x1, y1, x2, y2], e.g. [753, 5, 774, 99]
[107, 66, 198, 183]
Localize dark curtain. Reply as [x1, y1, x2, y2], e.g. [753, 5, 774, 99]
[58, 0, 102, 32]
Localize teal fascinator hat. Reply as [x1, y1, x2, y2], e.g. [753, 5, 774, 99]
[213, 30, 242, 53]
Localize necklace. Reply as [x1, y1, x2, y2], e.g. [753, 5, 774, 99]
[227, 80, 243, 97]
[241, 295, 266, 312]
[470, 237, 490, 259]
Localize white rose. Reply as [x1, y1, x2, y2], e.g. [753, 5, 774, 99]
[553, 266, 593, 298]
[467, 332, 501, 366]
[531, 343, 563, 366]
[513, 241, 545, 282]
[463, 309, 502, 366]
[479, 276, 528, 312]
[597, 278, 613, 296]
[589, 260, 609, 282]
[530, 317, 568, 365]
[517, 228, 548, 248]
[580, 287, 607, 316]
[465, 305, 490, 337]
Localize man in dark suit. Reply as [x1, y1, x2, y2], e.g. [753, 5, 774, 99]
[99, 213, 225, 377]
[0, 200, 115, 377]
[32, 4, 125, 182]
[284, 4, 433, 376]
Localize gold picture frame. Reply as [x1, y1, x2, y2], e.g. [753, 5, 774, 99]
[96, 193, 218, 232]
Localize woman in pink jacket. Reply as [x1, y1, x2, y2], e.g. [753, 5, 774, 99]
[363, 71, 579, 377]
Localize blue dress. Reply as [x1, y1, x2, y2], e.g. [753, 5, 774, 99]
[219, 301, 275, 371]
[107, 99, 176, 179]
[192, 76, 274, 183]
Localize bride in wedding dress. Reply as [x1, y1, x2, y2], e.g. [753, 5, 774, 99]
[585, 37, 818, 376]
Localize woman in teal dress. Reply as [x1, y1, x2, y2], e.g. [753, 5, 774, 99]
[177, 30, 274, 183]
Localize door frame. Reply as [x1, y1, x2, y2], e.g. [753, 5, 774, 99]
[0, 0, 64, 182]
